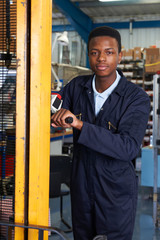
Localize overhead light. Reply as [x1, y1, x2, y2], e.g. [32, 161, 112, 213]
[52, 31, 69, 90]
[52, 31, 69, 52]
[57, 31, 69, 46]
[99, 0, 119, 1]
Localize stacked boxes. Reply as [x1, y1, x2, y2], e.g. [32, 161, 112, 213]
[122, 47, 160, 73]
[134, 47, 142, 61]
[122, 49, 134, 61]
[145, 48, 160, 73]
[122, 47, 143, 61]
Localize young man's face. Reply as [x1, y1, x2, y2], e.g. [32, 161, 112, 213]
[88, 36, 122, 79]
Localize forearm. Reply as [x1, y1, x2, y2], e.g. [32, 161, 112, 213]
[51, 108, 83, 130]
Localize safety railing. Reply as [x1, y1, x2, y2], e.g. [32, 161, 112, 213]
[0, 221, 69, 240]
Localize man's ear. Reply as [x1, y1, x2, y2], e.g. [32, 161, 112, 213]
[118, 51, 122, 64]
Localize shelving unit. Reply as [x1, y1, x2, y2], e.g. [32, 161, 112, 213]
[143, 73, 154, 146]
[118, 59, 144, 88]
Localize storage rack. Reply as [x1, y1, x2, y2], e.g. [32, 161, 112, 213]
[119, 59, 144, 88]
[153, 73, 160, 227]
[143, 73, 154, 146]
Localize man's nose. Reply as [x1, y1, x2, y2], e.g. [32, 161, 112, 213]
[97, 52, 106, 61]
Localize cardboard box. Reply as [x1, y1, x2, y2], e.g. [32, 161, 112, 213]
[124, 49, 134, 60]
[134, 47, 142, 60]
[145, 48, 160, 64]
[145, 48, 160, 73]
[145, 63, 160, 73]
[121, 49, 126, 61]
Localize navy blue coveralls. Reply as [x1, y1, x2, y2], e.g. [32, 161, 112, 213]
[61, 70, 150, 240]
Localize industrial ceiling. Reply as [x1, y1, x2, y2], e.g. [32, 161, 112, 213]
[52, 0, 160, 44]
[53, 0, 160, 23]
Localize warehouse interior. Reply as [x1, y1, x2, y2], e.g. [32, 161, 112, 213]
[0, 0, 160, 239]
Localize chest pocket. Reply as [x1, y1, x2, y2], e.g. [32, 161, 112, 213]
[101, 117, 118, 133]
[107, 121, 117, 132]
[72, 89, 84, 121]
[97, 92, 122, 133]
[72, 89, 95, 123]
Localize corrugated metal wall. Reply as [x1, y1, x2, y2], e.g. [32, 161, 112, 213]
[119, 27, 160, 50]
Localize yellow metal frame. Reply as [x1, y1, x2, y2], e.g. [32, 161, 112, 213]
[15, 0, 52, 239]
[15, 0, 27, 238]
[28, 0, 52, 239]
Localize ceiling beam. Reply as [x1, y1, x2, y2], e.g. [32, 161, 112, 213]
[54, 0, 93, 42]
[52, 20, 160, 32]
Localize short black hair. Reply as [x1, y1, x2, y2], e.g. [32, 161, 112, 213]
[87, 26, 121, 53]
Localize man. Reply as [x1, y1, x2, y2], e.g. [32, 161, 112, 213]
[51, 26, 150, 240]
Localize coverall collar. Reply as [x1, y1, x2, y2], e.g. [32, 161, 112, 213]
[81, 69, 127, 97]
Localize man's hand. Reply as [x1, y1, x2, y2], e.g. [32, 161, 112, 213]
[51, 108, 83, 131]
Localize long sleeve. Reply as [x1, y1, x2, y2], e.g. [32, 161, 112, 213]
[78, 92, 150, 161]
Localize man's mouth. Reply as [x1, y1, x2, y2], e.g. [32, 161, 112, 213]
[96, 65, 108, 71]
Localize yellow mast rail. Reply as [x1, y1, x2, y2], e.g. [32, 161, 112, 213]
[15, 0, 52, 239]
[15, 0, 27, 238]
[28, 0, 52, 239]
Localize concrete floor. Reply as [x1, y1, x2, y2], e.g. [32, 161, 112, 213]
[49, 173, 160, 240]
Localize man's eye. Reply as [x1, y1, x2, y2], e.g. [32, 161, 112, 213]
[106, 51, 113, 55]
[91, 52, 98, 55]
